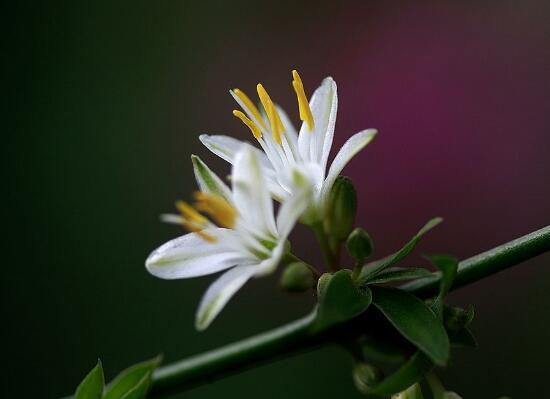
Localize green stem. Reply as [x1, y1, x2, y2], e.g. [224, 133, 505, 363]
[311, 222, 339, 271]
[146, 225, 550, 398]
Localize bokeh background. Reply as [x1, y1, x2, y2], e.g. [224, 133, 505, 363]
[5, 1, 550, 397]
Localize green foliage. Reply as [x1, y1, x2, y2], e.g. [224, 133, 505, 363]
[312, 270, 372, 332]
[359, 218, 443, 284]
[426, 255, 459, 317]
[371, 286, 450, 366]
[359, 352, 433, 396]
[346, 228, 374, 264]
[103, 356, 161, 399]
[75, 360, 104, 399]
[366, 267, 433, 284]
[72, 357, 161, 399]
[280, 262, 315, 292]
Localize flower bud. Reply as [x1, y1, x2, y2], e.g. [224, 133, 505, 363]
[443, 305, 475, 332]
[352, 362, 383, 394]
[280, 262, 315, 292]
[346, 227, 374, 264]
[392, 383, 425, 399]
[324, 176, 357, 242]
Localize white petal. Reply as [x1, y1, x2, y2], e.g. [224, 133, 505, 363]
[191, 155, 232, 202]
[297, 77, 337, 170]
[321, 129, 378, 204]
[145, 229, 249, 279]
[253, 241, 286, 277]
[199, 134, 245, 164]
[232, 144, 277, 237]
[276, 169, 315, 239]
[195, 265, 257, 330]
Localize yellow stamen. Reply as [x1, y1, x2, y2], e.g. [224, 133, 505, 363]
[257, 83, 284, 144]
[232, 89, 267, 130]
[181, 220, 217, 242]
[233, 110, 262, 139]
[175, 200, 208, 225]
[194, 192, 237, 229]
[292, 69, 314, 131]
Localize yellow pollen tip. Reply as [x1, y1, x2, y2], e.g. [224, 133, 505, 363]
[175, 200, 208, 225]
[193, 191, 237, 229]
[233, 110, 262, 139]
[256, 83, 284, 145]
[232, 88, 267, 130]
[291, 69, 314, 131]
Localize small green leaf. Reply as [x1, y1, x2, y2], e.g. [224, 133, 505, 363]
[119, 372, 152, 399]
[103, 356, 161, 399]
[361, 351, 433, 396]
[426, 255, 458, 317]
[359, 217, 443, 284]
[372, 286, 450, 366]
[366, 267, 434, 284]
[312, 270, 372, 332]
[75, 360, 104, 399]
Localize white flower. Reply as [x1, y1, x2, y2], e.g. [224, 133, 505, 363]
[199, 70, 377, 223]
[146, 144, 311, 330]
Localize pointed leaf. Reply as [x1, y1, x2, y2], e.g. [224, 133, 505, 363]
[312, 270, 372, 332]
[359, 218, 443, 284]
[366, 267, 434, 284]
[75, 360, 104, 399]
[103, 356, 161, 399]
[426, 255, 458, 317]
[448, 327, 478, 348]
[372, 286, 450, 366]
[120, 372, 152, 399]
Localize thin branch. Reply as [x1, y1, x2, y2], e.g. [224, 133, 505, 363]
[147, 225, 550, 398]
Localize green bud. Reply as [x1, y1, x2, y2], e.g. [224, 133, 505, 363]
[443, 305, 475, 332]
[324, 176, 357, 241]
[316, 272, 332, 298]
[346, 227, 374, 263]
[280, 262, 315, 292]
[352, 362, 383, 394]
[391, 383, 425, 399]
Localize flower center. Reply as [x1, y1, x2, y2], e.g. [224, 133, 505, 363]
[231, 69, 314, 144]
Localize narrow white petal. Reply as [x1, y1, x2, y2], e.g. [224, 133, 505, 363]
[232, 144, 277, 237]
[276, 169, 314, 239]
[321, 129, 378, 204]
[199, 134, 245, 164]
[253, 240, 286, 277]
[297, 77, 338, 169]
[145, 229, 249, 279]
[191, 155, 232, 202]
[195, 265, 257, 330]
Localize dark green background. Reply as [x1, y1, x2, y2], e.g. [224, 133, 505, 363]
[5, 1, 550, 397]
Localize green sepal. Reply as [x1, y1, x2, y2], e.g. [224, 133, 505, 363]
[103, 356, 161, 399]
[75, 360, 104, 399]
[312, 270, 372, 332]
[365, 267, 433, 284]
[371, 286, 450, 366]
[358, 351, 433, 396]
[359, 218, 443, 284]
